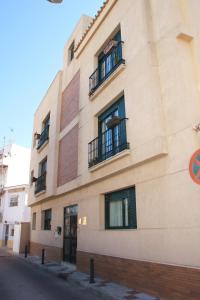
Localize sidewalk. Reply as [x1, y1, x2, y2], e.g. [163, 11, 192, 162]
[18, 254, 160, 300]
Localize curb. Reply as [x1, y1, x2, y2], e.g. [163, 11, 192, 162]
[18, 255, 159, 300]
[19, 255, 115, 300]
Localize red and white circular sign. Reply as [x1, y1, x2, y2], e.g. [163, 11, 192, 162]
[189, 149, 200, 184]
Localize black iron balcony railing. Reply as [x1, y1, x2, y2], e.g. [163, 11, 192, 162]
[37, 125, 49, 150]
[88, 118, 129, 168]
[35, 173, 46, 194]
[89, 41, 125, 95]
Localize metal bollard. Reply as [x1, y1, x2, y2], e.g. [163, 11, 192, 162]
[41, 248, 45, 264]
[89, 258, 95, 284]
[24, 245, 28, 258]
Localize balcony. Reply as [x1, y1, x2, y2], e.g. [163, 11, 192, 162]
[37, 125, 49, 150]
[88, 118, 129, 168]
[89, 41, 125, 95]
[35, 173, 46, 194]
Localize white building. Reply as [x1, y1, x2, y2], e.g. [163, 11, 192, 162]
[0, 144, 31, 252]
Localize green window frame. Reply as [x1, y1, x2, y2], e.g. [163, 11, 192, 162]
[105, 187, 137, 229]
[42, 209, 52, 231]
[32, 212, 36, 230]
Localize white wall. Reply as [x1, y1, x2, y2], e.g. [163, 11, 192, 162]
[4, 144, 30, 187]
[3, 190, 30, 223]
[13, 224, 21, 253]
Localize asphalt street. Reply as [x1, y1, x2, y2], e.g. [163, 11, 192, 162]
[0, 249, 103, 300]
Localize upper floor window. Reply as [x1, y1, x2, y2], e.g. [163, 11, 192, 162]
[9, 195, 18, 207]
[37, 113, 50, 150]
[88, 96, 129, 167]
[89, 30, 125, 95]
[35, 157, 47, 194]
[69, 41, 75, 62]
[105, 187, 137, 229]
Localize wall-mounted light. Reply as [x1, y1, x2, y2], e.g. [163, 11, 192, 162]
[34, 132, 41, 140]
[32, 176, 38, 183]
[193, 123, 200, 132]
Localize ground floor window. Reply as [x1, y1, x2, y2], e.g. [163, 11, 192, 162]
[105, 187, 137, 229]
[32, 212, 36, 230]
[42, 209, 51, 230]
[10, 228, 14, 237]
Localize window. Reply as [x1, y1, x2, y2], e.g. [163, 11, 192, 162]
[39, 157, 47, 176]
[69, 41, 75, 62]
[105, 187, 137, 229]
[37, 114, 50, 150]
[9, 196, 18, 207]
[35, 157, 47, 194]
[88, 96, 129, 167]
[89, 30, 125, 94]
[42, 113, 50, 130]
[42, 209, 51, 230]
[32, 212, 36, 230]
[98, 31, 121, 80]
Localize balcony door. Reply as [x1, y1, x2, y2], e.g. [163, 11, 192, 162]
[98, 31, 121, 82]
[63, 205, 78, 264]
[4, 224, 9, 246]
[98, 96, 126, 160]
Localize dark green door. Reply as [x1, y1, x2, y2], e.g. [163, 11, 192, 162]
[63, 205, 78, 264]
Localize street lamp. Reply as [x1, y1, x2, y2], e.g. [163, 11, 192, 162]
[47, 0, 63, 3]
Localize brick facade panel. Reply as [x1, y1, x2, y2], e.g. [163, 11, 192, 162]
[60, 70, 80, 132]
[30, 242, 62, 262]
[77, 251, 200, 300]
[57, 124, 79, 187]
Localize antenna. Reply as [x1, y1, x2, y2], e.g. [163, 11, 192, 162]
[8, 128, 15, 145]
[0, 137, 6, 193]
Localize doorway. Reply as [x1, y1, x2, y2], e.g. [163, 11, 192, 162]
[4, 224, 9, 247]
[63, 205, 78, 264]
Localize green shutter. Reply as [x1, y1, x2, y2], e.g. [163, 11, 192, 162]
[128, 188, 137, 229]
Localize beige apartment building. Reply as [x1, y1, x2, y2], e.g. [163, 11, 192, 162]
[29, 0, 200, 299]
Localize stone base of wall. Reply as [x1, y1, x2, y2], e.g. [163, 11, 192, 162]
[30, 242, 63, 263]
[7, 240, 13, 249]
[77, 251, 200, 300]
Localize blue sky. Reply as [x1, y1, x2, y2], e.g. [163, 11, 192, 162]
[0, 0, 103, 149]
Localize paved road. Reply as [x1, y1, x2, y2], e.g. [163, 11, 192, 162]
[0, 249, 103, 300]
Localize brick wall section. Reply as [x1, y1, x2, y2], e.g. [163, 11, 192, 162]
[57, 124, 79, 187]
[30, 242, 62, 262]
[77, 251, 200, 300]
[60, 70, 80, 132]
[19, 222, 30, 253]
